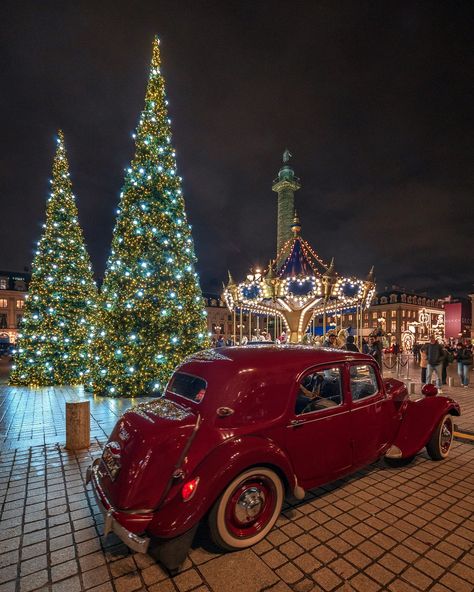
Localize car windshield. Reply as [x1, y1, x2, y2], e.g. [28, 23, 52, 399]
[167, 372, 207, 403]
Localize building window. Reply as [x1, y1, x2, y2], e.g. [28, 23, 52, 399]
[16, 299, 24, 309]
[0, 279, 7, 290]
[390, 294, 397, 303]
[380, 297, 388, 304]
[348, 315, 353, 321]
[16, 314, 23, 327]
[0, 314, 7, 329]
[381, 311, 387, 318]
[13, 280, 26, 291]
[363, 322, 369, 328]
[0, 299, 7, 308]
[372, 312, 377, 319]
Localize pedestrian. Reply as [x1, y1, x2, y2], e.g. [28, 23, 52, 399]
[344, 335, 359, 352]
[420, 345, 428, 384]
[441, 342, 451, 385]
[362, 338, 369, 354]
[425, 335, 444, 393]
[455, 342, 473, 387]
[368, 335, 383, 372]
[216, 335, 225, 347]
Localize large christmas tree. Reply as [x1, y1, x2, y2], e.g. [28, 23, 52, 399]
[89, 37, 207, 397]
[10, 131, 98, 387]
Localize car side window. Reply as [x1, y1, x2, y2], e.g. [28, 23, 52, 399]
[295, 367, 342, 415]
[350, 365, 379, 401]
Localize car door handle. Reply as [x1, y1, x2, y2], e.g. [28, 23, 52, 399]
[290, 419, 303, 427]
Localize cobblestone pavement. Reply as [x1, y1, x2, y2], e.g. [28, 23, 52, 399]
[0, 362, 473, 592]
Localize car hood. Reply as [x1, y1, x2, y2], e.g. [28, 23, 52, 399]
[97, 398, 198, 511]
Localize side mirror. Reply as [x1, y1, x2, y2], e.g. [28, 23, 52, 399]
[422, 384, 438, 397]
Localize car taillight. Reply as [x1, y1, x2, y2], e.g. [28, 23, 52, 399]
[182, 477, 200, 502]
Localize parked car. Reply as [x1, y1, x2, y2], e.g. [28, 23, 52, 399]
[87, 345, 460, 571]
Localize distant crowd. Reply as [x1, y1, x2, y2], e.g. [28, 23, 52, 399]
[210, 331, 473, 390]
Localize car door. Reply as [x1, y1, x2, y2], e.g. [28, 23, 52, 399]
[348, 362, 387, 467]
[283, 364, 352, 489]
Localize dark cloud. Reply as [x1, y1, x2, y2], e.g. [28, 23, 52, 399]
[0, 1, 472, 297]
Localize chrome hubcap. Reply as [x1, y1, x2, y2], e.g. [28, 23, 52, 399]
[235, 487, 265, 523]
[440, 419, 453, 454]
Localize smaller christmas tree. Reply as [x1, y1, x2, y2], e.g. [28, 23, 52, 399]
[10, 131, 98, 387]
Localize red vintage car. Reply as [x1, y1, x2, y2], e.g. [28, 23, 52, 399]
[86, 346, 460, 571]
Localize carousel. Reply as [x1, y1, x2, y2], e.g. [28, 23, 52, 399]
[222, 152, 376, 345]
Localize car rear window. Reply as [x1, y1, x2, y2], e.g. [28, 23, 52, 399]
[168, 372, 207, 403]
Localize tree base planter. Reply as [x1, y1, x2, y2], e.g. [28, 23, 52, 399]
[66, 401, 90, 450]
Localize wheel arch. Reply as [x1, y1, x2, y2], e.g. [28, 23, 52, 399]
[149, 435, 298, 539]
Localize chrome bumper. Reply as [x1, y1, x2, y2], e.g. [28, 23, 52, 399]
[86, 459, 150, 554]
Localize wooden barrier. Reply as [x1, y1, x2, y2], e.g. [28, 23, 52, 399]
[65, 401, 90, 450]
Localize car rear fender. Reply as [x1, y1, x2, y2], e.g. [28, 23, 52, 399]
[386, 396, 460, 459]
[148, 435, 299, 539]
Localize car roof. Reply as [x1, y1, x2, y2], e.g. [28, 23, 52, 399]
[173, 345, 375, 424]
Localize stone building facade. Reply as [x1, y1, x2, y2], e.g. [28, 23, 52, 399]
[0, 271, 30, 344]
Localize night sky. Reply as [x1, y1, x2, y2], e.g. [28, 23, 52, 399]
[1, 1, 472, 297]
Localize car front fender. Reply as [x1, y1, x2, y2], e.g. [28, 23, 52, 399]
[148, 435, 298, 539]
[386, 396, 460, 459]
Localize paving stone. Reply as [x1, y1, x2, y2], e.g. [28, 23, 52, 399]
[113, 573, 142, 592]
[82, 565, 110, 590]
[51, 559, 79, 582]
[328, 557, 357, 579]
[20, 554, 48, 576]
[199, 549, 279, 592]
[79, 552, 106, 572]
[51, 575, 82, 592]
[0, 565, 16, 586]
[275, 563, 304, 585]
[401, 566, 433, 590]
[262, 549, 287, 569]
[109, 557, 136, 578]
[439, 572, 473, 592]
[350, 572, 382, 592]
[19, 569, 49, 592]
[50, 546, 76, 566]
[0, 551, 19, 569]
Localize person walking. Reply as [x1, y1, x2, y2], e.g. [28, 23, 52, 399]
[455, 342, 473, 387]
[426, 336, 444, 393]
[441, 342, 451, 385]
[420, 345, 428, 385]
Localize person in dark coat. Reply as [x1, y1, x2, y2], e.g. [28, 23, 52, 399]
[425, 336, 444, 392]
[344, 335, 359, 352]
[368, 335, 383, 372]
[456, 342, 473, 387]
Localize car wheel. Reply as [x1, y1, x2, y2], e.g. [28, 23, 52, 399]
[209, 467, 284, 551]
[384, 455, 415, 468]
[426, 414, 454, 461]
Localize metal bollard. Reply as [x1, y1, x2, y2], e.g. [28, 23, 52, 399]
[408, 382, 416, 394]
[65, 401, 90, 450]
[448, 377, 454, 387]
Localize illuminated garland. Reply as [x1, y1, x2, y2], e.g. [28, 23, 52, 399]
[88, 37, 208, 398]
[10, 131, 98, 386]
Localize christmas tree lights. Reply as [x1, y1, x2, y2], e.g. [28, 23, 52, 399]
[10, 131, 98, 386]
[89, 37, 208, 397]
